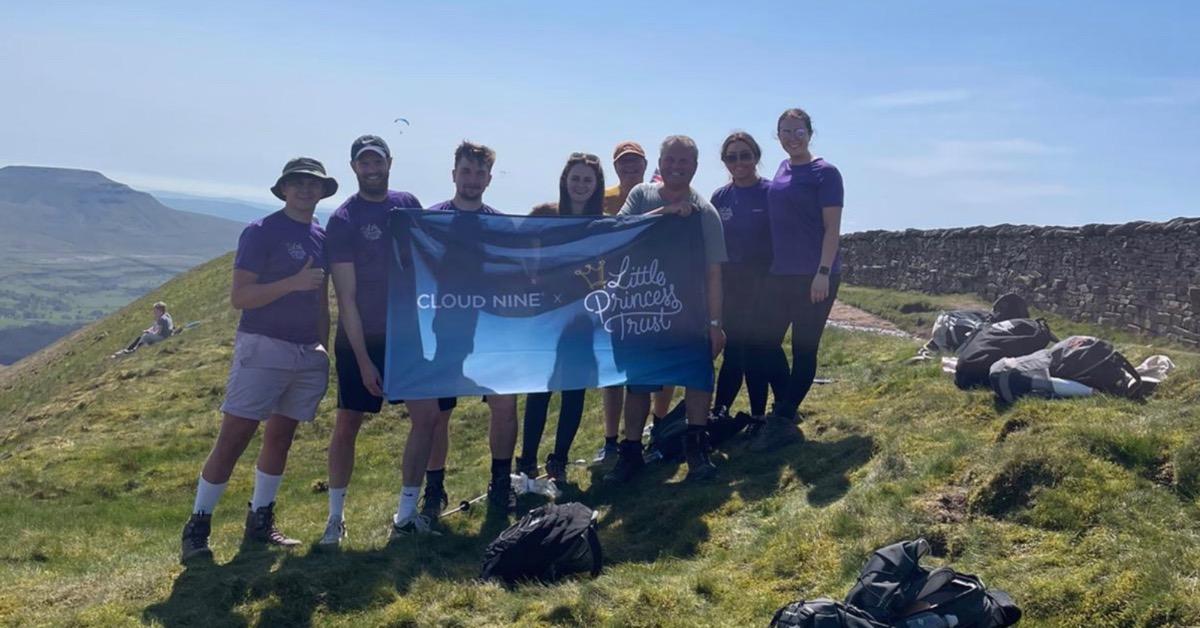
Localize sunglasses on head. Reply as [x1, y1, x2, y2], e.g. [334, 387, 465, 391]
[569, 152, 601, 163]
[721, 151, 756, 164]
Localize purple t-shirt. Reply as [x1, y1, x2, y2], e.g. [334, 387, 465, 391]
[427, 200, 500, 214]
[711, 178, 772, 266]
[326, 191, 422, 337]
[767, 158, 844, 275]
[234, 210, 328, 344]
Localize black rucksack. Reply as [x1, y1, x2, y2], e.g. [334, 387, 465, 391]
[845, 539, 935, 622]
[1048, 336, 1146, 399]
[769, 598, 887, 628]
[645, 400, 688, 462]
[479, 502, 602, 585]
[955, 318, 1056, 389]
[988, 293, 1029, 322]
[845, 538, 1021, 628]
[926, 310, 990, 354]
[708, 408, 754, 446]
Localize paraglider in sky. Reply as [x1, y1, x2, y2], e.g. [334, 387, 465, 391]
[393, 117, 410, 134]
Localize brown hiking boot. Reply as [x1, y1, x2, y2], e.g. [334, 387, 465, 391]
[243, 502, 300, 548]
[180, 512, 212, 563]
[748, 415, 805, 453]
[684, 429, 717, 482]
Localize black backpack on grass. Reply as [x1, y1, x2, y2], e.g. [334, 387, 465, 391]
[926, 310, 990, 354]
[845, 538, 1021, 628]
[645, 400, 688, 462]
[480, 502, 602, 585]
[769, 598, 887, 628]
[1048, 336, 1146, 399]
[955, 318, 1056, 389]
[988, 293, 1029, 322]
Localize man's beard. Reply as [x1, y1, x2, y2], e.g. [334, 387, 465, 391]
[358, 175, 389, 195]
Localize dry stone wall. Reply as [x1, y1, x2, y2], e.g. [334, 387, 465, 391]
[840, 217, 1200, 345]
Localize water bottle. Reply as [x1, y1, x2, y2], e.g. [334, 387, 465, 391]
[509, 473, 561, 499]
[899, 613, 957, 628]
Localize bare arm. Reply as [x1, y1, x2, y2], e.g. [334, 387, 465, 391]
[317, 274, 331, 350]
[818, 206, 843, 270]
[229, 258, 324, 310]
[330, 262, 383, 395]
[706, 263, 725, 358]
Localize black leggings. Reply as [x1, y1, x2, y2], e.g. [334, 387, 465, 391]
[754, 274, 840, 419]
[521, 389, 586, 463]
[714, 263, 773, 415]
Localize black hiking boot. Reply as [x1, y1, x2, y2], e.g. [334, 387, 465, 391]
[684, 428, 718, 482]
[515, 455, 538, 478]
[243, 502, 301, 548]
[420, 482, 449, 520]
[180, 512, 212, 563]
[545, 453, 567, 482]
[487, 476, 517, 512]
[603, 440, 644, 483]
[749, 414, 805, 453]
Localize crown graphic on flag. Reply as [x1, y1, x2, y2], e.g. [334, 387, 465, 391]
[574, 260, 608, 291]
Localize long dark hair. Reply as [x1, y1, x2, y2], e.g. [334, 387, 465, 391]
[558, 152, 605, 216]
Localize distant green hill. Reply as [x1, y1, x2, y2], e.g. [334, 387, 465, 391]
[0, 260, 1198, 625]
[0, 166, 245, 364]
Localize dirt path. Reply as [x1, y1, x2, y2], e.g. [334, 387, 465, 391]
[826, 300, 914, 338]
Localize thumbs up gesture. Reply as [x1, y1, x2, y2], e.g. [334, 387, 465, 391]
[289, 257, 325, 292]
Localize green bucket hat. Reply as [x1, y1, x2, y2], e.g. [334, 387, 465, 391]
[270, 156, 339, 201]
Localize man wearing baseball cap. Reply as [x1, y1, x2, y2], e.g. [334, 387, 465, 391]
[595, 141, 651, 466]
[180, 157, 336, 563]
[319, 135, 457, 544]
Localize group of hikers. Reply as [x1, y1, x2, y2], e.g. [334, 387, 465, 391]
[179, 106, 846, 564]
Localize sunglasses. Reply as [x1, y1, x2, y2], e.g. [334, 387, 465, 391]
[569, 152, 601, 164]
[778, 128, 809, 139]
[722, 151, 756, 164]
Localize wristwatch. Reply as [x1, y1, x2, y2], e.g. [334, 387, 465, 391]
[817, 265, 831, 276]
[708, 318, 722, 329]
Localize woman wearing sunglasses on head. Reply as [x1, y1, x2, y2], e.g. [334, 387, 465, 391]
[517, 152, 606, 481]
[749, 108, 844, 452]
[709, 131, 775, 421]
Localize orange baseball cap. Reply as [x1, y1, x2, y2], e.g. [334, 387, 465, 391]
[612, 141, 646, 161]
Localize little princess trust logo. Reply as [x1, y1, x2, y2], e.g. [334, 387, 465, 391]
[580, 256, 683, 339]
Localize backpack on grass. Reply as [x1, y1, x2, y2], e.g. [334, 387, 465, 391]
[955, 318, 1056, 389]
[645, 400, 688, 462]
[1048, 336, 1146, 399]
[480, 502, 602, 585]
[769, 598, 887, 628]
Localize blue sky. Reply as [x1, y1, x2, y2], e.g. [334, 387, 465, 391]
[2, 1, 1197, 231]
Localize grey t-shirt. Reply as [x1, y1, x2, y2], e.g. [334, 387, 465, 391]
[618, 183, 728, 265]
[156, 313, 173, 338]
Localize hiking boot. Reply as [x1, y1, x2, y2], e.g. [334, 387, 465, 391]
[487, 477, 517, 512]
[603, 441, 645, 483]
[243, 502, 301, 548]
[318, 518, 347, 547]
[389, 513, 440, 539]
[545, 454, 567, 482]
[593, 440, 619, 465]
[515, 455, 538, 478]
[749, 415, 805, 453]
[420, 482, 449, 520]
[180, 512, 212, 563]
[684, 429, 718, 482]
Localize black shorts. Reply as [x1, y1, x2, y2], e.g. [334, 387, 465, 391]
[334, 332, 456, 414]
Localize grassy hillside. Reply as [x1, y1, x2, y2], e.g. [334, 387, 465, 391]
[2, 266, 1199, 626]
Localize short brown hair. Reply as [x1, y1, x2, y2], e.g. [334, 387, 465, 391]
[529, 202, 559, 216]
[454, 140, 496, 169]
[660, 135, 699, 159]
[153, 301, 167, 311]
[777, 108, 814, 134]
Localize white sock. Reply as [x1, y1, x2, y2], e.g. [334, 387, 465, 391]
[192, 477, 227, 515]
[395, 486, 421, 522]
[250, 469, 283, 511]
[328, 487, 347, 521]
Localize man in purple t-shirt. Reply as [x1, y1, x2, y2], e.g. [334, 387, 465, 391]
[180, 157, 337, 563]
[427, 141, 520, 512]
[319, 135, 457, 543]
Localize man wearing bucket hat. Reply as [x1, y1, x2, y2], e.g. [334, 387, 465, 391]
[180, 157, 337, 563]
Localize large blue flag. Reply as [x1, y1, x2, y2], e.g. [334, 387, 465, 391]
[383, 210, 712, 399]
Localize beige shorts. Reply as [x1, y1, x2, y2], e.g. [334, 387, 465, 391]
[220, 332, 329, 422]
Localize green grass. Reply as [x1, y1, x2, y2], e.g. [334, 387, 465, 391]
[2, 270, 1200, 626]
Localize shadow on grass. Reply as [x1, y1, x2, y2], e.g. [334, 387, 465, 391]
[578, 429, 875, 566]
